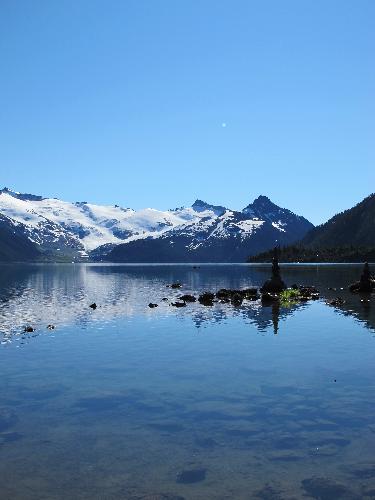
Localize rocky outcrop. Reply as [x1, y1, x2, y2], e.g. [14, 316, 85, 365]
[349, 263, 375, 293]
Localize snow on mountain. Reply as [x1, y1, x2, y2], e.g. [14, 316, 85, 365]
[0, 188, 314, 262]
[191, 199, 227, 216]
[107, 199, 314, 263]
[0, 212, 41, 261]
[0, 191, 86, 258]
[0, 188, 228, 258]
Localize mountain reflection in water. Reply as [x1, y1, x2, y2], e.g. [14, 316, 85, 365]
[0, 263, 374, 344]
[1, 264, 375, 499]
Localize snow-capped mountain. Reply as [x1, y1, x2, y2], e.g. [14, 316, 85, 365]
[0, 188, 313, 262]
[0, 187, 206, 259]
[107, 196, 313, 262]
[0, 212, 41, 261]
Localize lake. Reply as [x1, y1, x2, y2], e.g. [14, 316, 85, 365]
[0, 263, 374, 499]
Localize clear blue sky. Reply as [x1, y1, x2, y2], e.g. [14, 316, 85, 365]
[1, 0, 374, 224]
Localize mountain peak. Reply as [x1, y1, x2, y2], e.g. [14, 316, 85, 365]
[192, 199, 226, 216]
[251, 195, 274, 206]
[254, 194, 270, 201]
[0, 187, 44, 202]
[1, 187, 16, 195]
[242, 195, 277, 215]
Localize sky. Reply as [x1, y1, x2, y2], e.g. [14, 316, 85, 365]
[0, 0, 374, 224]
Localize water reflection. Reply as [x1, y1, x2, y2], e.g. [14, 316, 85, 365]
[0, 263, 374, 345]
[1, 264, 375, 499]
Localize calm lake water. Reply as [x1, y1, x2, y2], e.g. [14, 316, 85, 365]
[0, 263, 374, 500]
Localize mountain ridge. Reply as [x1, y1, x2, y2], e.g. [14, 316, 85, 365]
[301, 193, 375, 247]
[0, 188, 314, 262]
[249, 193, 375, 263]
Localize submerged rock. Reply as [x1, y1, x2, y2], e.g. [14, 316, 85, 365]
[171, 301, 186, 308]
[254, 484, 285, 499]
[345, 462, 375, 479]
[301, 477, 359, 500]
[148, 303, 158, 308]
[23, 325, 35, 333]
[46, 324, 55, 330]
[176, 468, 206, 484]
[89, 303, 97, 310]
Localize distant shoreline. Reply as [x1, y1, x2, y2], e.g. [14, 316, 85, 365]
[249, 246, 375, 265]
[0, 261, 372, 266]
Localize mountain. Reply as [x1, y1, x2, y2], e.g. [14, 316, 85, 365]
[0, 188, 313, 262]
[249, 193, 375, 263]
[243, 195, 313, 242]
[106, 196, 313, 262]
[0, 187, 194, 260]
[0, 213, 41, 262]
[301, 193, 375, 247]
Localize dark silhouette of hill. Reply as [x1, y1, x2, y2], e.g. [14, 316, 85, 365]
[249, 194, 375, 263]
[302, 193, 375, 247]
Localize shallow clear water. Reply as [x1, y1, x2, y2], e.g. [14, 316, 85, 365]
[0, 264, 374, 499]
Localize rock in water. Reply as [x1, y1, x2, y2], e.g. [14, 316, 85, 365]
[261, 292, 279, 304]
[198, 292, 215, 306]
[167, 283, 182, 289]
[178, 294, 196, 302]
[349, 262, 375, 293]
[260, 247, 287, 293]
[326, 297, 345, 306]
[231, 293, 243, 306]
